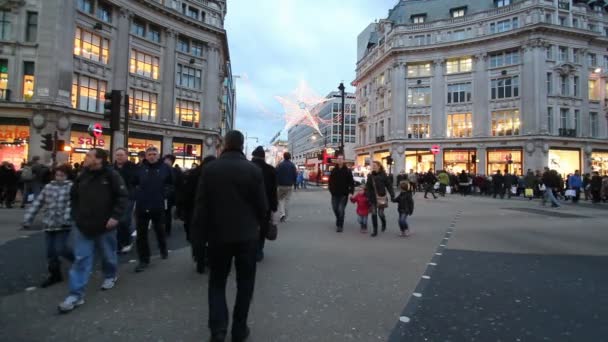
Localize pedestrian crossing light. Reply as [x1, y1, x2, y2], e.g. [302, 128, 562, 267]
[104, 90, 122, 131]
[40, 133, 53, 151]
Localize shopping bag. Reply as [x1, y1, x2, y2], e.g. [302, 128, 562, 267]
[524, 188, 534, 197]
[565, 189, 576, 197]
[511, 186, 517, 195]
[538, 184, 547, 191]
[27, 194, 34, 203]
[446, 186, 452, 194]
[434, 182, 440, 190]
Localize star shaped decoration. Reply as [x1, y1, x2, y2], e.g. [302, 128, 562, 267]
[274, 81, 331, 136]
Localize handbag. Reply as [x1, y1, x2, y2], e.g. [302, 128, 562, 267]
[266, 223, 278, 241]
[524, 188, 534, 197]
[371, 176, 389, 209]
[564, 189, 577, 197]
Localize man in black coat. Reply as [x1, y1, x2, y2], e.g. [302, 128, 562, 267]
[251, 146, 278, 262]
[113, 147, 138, 253]
[492, 170, 505, 199]
[328, 154, 354, 232]
[191, 131, 268, 342]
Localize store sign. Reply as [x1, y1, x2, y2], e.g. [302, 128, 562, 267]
[430, 145, 440, 155]
[0, 125, 29, 141]
[71, 132, 110, 149]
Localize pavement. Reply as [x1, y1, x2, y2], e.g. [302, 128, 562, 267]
[0, 190, 606, 341]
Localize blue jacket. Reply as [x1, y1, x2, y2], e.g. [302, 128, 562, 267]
[276, 160, 297, 186]
[568, 175, 582, 188]
[134, 160, 173, 210]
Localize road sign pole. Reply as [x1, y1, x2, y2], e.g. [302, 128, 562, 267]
[93, 136, 97, 149]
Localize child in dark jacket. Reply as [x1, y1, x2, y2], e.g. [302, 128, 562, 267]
[392, 181, 414, 237]
[350, 186, 371, 233]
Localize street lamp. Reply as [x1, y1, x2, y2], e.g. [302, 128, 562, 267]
[338, 82, 345, 157]
[594, 67, 602, 73]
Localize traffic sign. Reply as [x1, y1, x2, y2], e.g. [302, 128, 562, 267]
[430, 145, 440, 155]
[88, 123, 103, 138]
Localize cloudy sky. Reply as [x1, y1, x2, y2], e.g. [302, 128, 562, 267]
[225, 0, 396, 146]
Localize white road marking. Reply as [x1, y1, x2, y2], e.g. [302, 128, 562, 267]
[439, 244, 446, 247]
[25, 287, 36, 292]
[412, 293, 422, 297]
[428, 262, 437, 266]
[128, 259, 136, 263]
[399, 316, 411, 323]
[435, 253, 442, 256]
[422, 275, 431, 279]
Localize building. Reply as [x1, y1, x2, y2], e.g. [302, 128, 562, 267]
[354, 0, 608, 178]
[0, 0, 234, 169]
[287, 91, 357, 169]
[265, 139, 288, 167]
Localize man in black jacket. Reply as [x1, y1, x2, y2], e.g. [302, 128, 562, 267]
[191, 131, 268, 342]
[328, 155, 355, 232]
[251, 146, 278, 262]
[113, 147, 138, 253]
[492, 170, 505, 199]
[58, 148, 128, 313]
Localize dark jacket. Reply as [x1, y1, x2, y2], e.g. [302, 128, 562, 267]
[423, 172, 437, 185]
[504, 173, 514, 187]
[71, 166, 128, 237]
[392, 191, 414, 215]
[191, 150, 269, 244]
[542, 170, 559, 188]
[328, 166, 355, 196]
[134, 160, 173, 211]
[252, 157, 279, 212]
[492, 173, 505, 188]
[590, 175, 603, 191]
[276, 159, 297, 186]
[113, 161, 138, 199]
[178, 165, 202, 221]
[167, 165, 184, 207]
[366, 171, 395, 205]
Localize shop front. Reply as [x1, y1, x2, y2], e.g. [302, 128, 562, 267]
[355, 154, 369, 168]
[487, 148, 523, 175]
[405, 150, 435, 173]
[172, 138, 203, 169]
[373, 150, 391, 171]
[0, 120, 30, 168]
[128, 133, 163, 162]
[69, 129, 112, 164]
[591, 151, 608, 175]
[548, 148, 580, 178]
[443, 149, 476, 174]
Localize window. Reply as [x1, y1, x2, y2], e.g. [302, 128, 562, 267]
[71, 74, 107, 113]
[491, 19, 514, 33]
[407, 115, 430, 139]
[25, 12, 37, 42]
[560, 108, 569, 129]
[187, 7, 199, 19]
[78, 0, 94, 14]
[177, 36, 189, 53]
[451, 7, 466, 18]
[547, 107, 554, 134]
[588, 23, 596, 32]
[131, 19, 145, 37]
[590, 112, 599, 137]
[573, 76, 579, 96]
[407, 87, 431, 106]
[412, 15, 426, 24]
[573, 48, 580, 63]
[447, 83, 472, 103]
[558, 46, 568, 61]
[175, 99, 200, 127]
[588, 53, 597, 67]
[489, 50, 520, 68]
[559, 16, 567, 26]
[96, 2, 112, 23]
[176, 64, 202, 89]
[605, 55, 608, 68]
[191, 41, 203, 57]
[496, 0, 511, 7]
[572, 18, 579, 28]
[413, 34, 430, 46]
[147, 25, 160, 43]
[447, 113, 472, 137]
[0, 10, 9, 40]
[491, 76, 519, 99]
[129, 89, 158, 121]
[491, 110, 520, 136]
[407, 63, 431, 77]
[74, 27, 110, 64]
[547, 72, 553, 94]
[129, 50, 160, 79]
[589, 79, 599, 101]
[22, 61, 35, 101]
[379, 73, 385, 85]
[1, 59, 8, 100]
[560, 75, 569, 96]
[446, 57, 472, 73]
[546, 45, 553, 60]
[452, 29, 466, 41]
[545, 13, 553, 24]
[574, 109, 580, 136]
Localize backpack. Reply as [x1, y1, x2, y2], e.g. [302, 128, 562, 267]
[20, 166, 34, 181]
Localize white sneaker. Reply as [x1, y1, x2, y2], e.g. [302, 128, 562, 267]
[120, 244, 132, 253]
[58, 295, 84, 313]
[100, 277, 118, 291]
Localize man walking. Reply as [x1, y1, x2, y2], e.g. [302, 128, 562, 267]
[423, 170, 438, 199]
[492, 170, 505, 199]
[276, 152, 297, 222]
[58, 148, 128, 313]
[328, 155, 355, 232]
[113, 148, 138, 253]
[133, 146, 173, 272]
[191, 131, 268, 342]
[251, 146, 278, 262]
[567, 170, 582, 203]
[407, 169, 418, 194]
[541, 167, 560, 207]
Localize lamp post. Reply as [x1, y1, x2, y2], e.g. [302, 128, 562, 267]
[245, 132, 258, 158]
[338, 82, 345, 157]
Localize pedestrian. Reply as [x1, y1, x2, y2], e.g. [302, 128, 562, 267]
[392, 181, 414, 237]
[328, 155, 355, 232]
[504, 171, 514, 199]
[524, 169, 537, 200]
[251, 146, 278, 262]
[23, 163, 74, 288]
[133, 146, 173, 272]
[601, 175, 608, 203]
[57, 148, 128, 313]
[438, 170, 449, 196]
[458, 170, 469, 196]
[590, 171, 603, 203]
[302, 169, 309, 189]
[492, 170, 505, 199]
[541, 167, 560, 207]
[567, 170, 582, 203]
[20, 158, 36, 207]
[350, 186, 370, 234]
[162, 154, 183, 236]
[276, 152, 297, 222]
[423, 170, 438, 199]
[190, 130, 268, 342]
[0, 162, 18, 208]
[366, 161, 394, 237]
[407, 169, 418, 194]
[582, 173, 591, 201]
[113, 147, 138, 253]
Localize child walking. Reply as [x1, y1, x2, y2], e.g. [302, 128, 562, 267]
[392, 181, 415, 237]
[23, 164, 74, 287]
[350, 186, 371, 233]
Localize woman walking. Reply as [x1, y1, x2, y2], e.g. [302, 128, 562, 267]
[366, 161, 394, 237]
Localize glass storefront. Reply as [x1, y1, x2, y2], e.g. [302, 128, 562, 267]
[373, 151, 391, 171]
[443, 149, 476, 174]
[69, 131, 112, 164]
[487, 149, 523, 175]
[356, 154, 368, 168]
[0, 125, 29, 168]
[590, 151, 608, 175]
[405, 150, 435, 173]
[548, 149, 580, 178]
[172, 142, 202, 169]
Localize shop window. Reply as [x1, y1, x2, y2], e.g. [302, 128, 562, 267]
[173, 142, 202, 169]
[22, 61, 34, 101]
[489, 50, 519, 68]
[175, 99, 200, 127]
[74, 27, 110, 64]
[0, 125, 29, 168]
[407, 63, 431, 77]
[176, 64, 202, 89]
[129, 88, 158, 121]
[71, 74, 107, 113]
[491, 110, 520, 136]
[129, 49, 160, 79]
[447, 82, 471, 103]
[25, 12, 37, 42]
[589, 79, 599, 101]
[407, 115, 430, 139]
[447, 113, 472, 138]
[491, 76, 519, 99]
[0, 59, 7, 100]
[548, 149, 580, 177]
[407, 87, 431, 106]
[446, 57, 472, 74]
[590, 112, 598, 138]
[487, 149, 522, 175]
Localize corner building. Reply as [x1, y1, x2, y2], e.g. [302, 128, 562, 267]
[0, 0, 234, 168]
[354, 0, 608, 177]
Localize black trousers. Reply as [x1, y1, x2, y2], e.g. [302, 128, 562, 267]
[258, 211, 271, 255]
[164, 205, 173, 235]
[135, 208, 167, 263]
[208, 240, 257, 337]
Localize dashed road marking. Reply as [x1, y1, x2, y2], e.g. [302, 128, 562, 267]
[422, 275, 430, 279]
[412, 293, 422, 298]
[399, 316, 411, 323]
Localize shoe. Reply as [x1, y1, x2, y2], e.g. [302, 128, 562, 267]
[336, 227, 343, 233]
[120, 244, 133, 254]
[161, 251, 169, 260]
[400, 231, 407, 237]
[135, 262, 149, 273]
[40, 274, 62, 288]
[360, 229, 368, 234]
[381, 226, 386, 233]
[58, 295, 84, 313]
[196, 262, 206, 274]
[210, 332, 227, 342]
[280, 215, 286, 223]
[256, 250, 264, 262]
[371, 233, 378, 237]
[100, 276, 118, 291]
[232, 327, 250, 342]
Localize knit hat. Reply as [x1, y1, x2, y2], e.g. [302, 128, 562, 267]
[252, 146, 265, 158]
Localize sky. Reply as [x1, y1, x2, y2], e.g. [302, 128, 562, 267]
[225, 0, 396, 147]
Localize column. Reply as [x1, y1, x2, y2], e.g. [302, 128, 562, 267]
[434, 150, 443, 172]
[392, 145, 406, 176]
[160, 30, 177, 124]
[472, 53, 489, 137]
[202, 43, 222, 131]
[391, 62, 407, 138]
[431, 59, 445, 138]
[580, 48, 590, 137]
[477, 145, 487, 175]
[162, 136, 173, 156]
[521, 39, 545, 135]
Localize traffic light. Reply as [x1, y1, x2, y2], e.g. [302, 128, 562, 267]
[104, 90, 122, 131]
[55, 140, 66, 152]
[41, 133, 53, 151]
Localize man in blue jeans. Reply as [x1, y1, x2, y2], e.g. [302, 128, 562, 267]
[328, 155, 355, 232]
[58, 148, 128, 313]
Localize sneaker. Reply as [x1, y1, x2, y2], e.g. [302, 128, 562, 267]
[58, 295, 84, 313]
[100, 277, 118, 290]
[120, 244, 133, 254]
[135, 262, 149, 273]
[280, 215, 286, 223]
